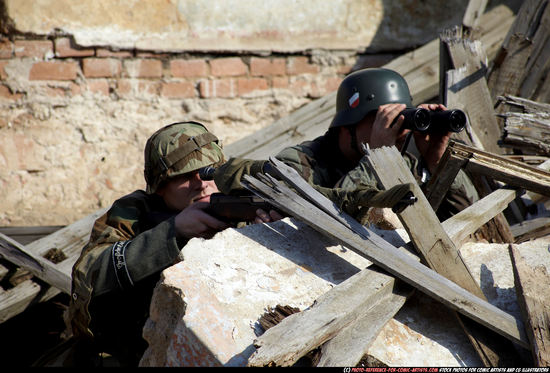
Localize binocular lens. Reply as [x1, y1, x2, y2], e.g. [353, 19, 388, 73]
[401, 108, 431, 131]
[429, 109, 467, 133]
[448, 110, 467, 133]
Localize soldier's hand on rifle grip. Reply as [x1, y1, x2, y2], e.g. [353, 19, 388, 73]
[254, 208, 285, 224]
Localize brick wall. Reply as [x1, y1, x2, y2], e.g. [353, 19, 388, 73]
[0, 35, 396, 226]
[0, 36, 396, 102]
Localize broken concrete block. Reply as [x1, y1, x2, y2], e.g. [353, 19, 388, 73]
[140, 217, 549, 367]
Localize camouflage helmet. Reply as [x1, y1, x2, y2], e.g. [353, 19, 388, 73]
[330, 68, 413, 128]
[144, 121, 225, 194]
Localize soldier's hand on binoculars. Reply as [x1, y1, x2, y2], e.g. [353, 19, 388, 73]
[413, 103, 451, 173]
[369, 103, 408, 149]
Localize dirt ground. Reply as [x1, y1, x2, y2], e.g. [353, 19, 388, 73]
[0, 293, 70, 367]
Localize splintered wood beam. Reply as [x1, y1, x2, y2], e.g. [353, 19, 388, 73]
[440, 26, 502, 155]
[243, 163, 528, 368]
[463, 0, 489, 29]
[488, 0, 550, 104]
[316, 280, 413, 367]
[0, 232, 71, 294]
[363, 145, 526, 367]
[362, 145, 484, 298]
[509, 245, 550, 366]
[243, 157, 531, 366]
[448, 141, 550, 197]
[0, 207, 107, 324]
[424, 145, 469, 216]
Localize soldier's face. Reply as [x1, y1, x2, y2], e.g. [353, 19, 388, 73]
[157, 170, 219, 211]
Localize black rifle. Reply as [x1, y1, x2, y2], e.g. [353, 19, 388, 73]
[205, 192, 277, 223]
[199, 166, 281, 223]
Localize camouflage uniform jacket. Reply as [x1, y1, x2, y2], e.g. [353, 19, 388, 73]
[274, 133, 479, 221]
[69, 190, 185, 366]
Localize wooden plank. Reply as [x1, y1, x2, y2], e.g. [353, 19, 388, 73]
[509, 244, 550, 366]
[442, 29, 503, 154]
[444, 187, 521, 246]
[248, 265, 407, 366]
[363, 145, 525, 367]
[225, 5, 514, 160]
[499, 104, 550, 156]
[0, 232, 72, 295]
[511, 217, 550, 243]
[488, 0, 550, 104]
[243, 161, 528, 359]
[463, 0, 489, 29]
[0, 208, 106, 323]
[0, 226, 64, 246]
[424, 145, 469, 212]
[316, 281, 413, 367]
[0, 280, 42, 324]
[363, 145, 484, 297]
[449, 141, 550, 197]
[244, 157, 528, 366]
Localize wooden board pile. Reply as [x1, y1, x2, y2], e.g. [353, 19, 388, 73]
[0, 0, 549, 367]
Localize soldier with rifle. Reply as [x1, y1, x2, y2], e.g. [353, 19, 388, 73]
[66, 121, 281, 367]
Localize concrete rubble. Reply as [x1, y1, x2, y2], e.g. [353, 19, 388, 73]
[140, 218, 550, 367]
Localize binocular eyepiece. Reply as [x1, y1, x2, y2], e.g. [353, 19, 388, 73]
[400, 108, 467, 133]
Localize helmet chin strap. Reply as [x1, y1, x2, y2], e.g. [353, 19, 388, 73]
[347, 125, 363, 157]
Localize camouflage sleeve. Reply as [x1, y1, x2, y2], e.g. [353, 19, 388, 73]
[212, 157, 268, 195]
[274, 144, 322, 186]
[72, 198, 184, 299]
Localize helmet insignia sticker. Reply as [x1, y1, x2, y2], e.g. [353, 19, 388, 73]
[348, 91, 359, 108]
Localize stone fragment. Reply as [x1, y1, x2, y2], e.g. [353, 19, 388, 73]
[140, 217, 548, 366]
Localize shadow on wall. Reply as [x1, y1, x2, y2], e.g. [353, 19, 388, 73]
[351, 0, 523, 72]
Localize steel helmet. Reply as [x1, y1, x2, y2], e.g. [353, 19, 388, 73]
[330, 68, 413, 128]
[144, 121, 225, 193]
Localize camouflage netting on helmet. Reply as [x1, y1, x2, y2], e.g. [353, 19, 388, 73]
[144, 121, 225, 193]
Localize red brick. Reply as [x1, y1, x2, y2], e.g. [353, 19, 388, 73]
[116, 79, 161, 97]
[161, 81, 196, 98]
[0, 84, 23, 100]
[237, 78, 269, 96]
[139, 81, 161, 95]
[0, 39, 13, 59]
[14, 40, 53, 58]
[83, 58, 122, 78]
[272, 76, 289, 89]
[287, 56, 319, 75]
[250, 57, 285, 76]
[29, 61, 78, 80]
[198, 79, 235, 98]
[309, 81, 323, 98]
[210, 57, 247, 77]
[0, 61, 8, 79]
[288, 77, 309, 96]
[43, 86, 66, 98]
[97, 49, 133, 58]
[324, 76, 342, 93]
[116, 80, 132, 96]
[55, 37, 94, 57]
[85, 80, 110, 95]
[124, 59, 163, 78]
[70, 82, 82, 96]
[171, 59, 208, 78]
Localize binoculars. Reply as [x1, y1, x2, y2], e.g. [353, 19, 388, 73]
[400, 108, 467, 133]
